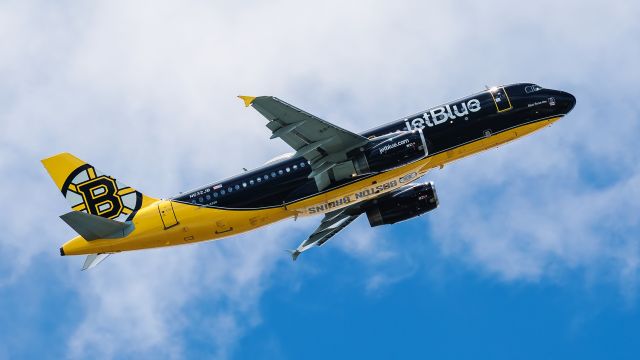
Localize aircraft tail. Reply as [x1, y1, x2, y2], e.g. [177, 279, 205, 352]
[41, 152, 158, 222]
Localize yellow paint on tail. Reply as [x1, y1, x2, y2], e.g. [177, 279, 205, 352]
[41, 153, 87, 191]
[41, 152, 158, 219]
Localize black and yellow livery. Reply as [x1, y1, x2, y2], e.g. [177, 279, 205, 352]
[43, 83, 576, 269]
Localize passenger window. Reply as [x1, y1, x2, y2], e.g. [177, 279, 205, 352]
[300, 162, 305, 167]
[206, 195, 211, 201]
[250, 180, 254, 185]
[293, 165, 298, 170]
[286, 167, 291, 172]
[257, 177, 262, 182]
[264, 175, 269, 180]
[271, 172, 276, 177]
[198, 197, 203, 202]
[221, 189, 226, 195]
[235, 185, 240, 190]
[213, 192, 218, 197]
[242, 182, 247, 187]
[278, 169, 284, 175]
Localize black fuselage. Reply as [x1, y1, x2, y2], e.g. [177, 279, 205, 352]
[174, 83, 575, 209]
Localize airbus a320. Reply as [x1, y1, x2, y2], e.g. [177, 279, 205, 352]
[42, 83, 576, 269]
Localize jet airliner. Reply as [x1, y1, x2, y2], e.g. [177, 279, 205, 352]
[42, 83, 576, 269]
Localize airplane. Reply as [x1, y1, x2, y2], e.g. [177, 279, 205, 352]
[42, 83, 576, 270]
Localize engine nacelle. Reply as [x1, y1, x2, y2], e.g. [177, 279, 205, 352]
[352, 130, 427, 174]
[366, 182, 439, 227]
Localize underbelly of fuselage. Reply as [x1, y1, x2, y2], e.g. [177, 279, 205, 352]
[61, 117, 560, 255]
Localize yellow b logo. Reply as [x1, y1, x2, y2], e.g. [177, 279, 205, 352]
[61, 164, 141, 221]
[77, 176, 124, 219]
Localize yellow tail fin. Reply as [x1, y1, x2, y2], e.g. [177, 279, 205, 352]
[41, 152, 158, 221]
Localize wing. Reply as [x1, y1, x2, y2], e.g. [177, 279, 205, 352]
[289, 203, 365, 261]
[240, 96, 369, 190]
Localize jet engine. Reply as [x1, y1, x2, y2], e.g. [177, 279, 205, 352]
[351, 130, 427, 175]
[366, 182, 439, 227]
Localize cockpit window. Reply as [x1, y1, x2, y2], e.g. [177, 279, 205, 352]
[525, 84, 542, 93]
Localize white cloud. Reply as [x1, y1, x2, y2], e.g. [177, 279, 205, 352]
[1, 0, 640, 357]
[333, 219, 396, 262]
[65, 221, 301, 359]
[429, 113, 640, 283]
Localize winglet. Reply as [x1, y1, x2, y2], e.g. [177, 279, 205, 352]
[286, 249, 301, 262]
[238, 95, 256, 107]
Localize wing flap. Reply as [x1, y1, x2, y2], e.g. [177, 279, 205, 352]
[270, 120, 306, 139]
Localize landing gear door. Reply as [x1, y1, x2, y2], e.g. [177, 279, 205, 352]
[158, 201, 179, 229]
[490, 87, 513, 112]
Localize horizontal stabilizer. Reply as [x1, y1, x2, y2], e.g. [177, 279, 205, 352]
[60, 211, 134, 241]
[82, 253, 111, 270]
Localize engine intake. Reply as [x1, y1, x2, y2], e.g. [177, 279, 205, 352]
[366, 182, 439, 227]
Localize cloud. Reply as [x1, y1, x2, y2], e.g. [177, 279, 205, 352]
[428, 98, 640, 284]
[1, 0, 639, 357]
[65, 226, 293, 359]
[333, 219, 396, 262]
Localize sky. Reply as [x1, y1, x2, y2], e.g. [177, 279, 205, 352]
[1, 0, 639, 359]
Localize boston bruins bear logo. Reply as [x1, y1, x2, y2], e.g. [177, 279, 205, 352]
[61, 164, 142, 221]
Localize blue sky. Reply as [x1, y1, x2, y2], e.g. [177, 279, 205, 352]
[1, 0, 640, 359]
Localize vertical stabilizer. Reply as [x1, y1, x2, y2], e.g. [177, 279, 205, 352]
[41, 152, 158, 221]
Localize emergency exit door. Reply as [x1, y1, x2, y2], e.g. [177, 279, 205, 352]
[158, 201, 179, 229]
[490, 87, 513, 112]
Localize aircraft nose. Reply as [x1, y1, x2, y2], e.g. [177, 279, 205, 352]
[557, 91, 576, 114]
